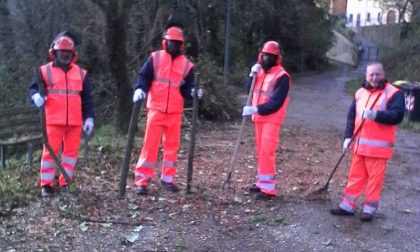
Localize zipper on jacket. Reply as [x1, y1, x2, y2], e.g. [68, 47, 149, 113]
[256, 73, 265, 106]
[65, 71, 69, 126]
[165, 59, 172, 113]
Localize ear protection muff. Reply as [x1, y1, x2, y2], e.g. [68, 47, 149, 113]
[276, 54, 282, 65]
[162, 38, 167, 50]
[257, 53, 263, 64]
[48, 48, 54, 61]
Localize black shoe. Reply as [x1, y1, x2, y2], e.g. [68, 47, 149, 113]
[248, 184, 261, 193]
[135, 186, 148, 195]
[161, 181, 179, 192]
[329, 207, 354, 216]
[41, 186, 54, 198]
[255, 192, 275, 200]
[360, 212, 374, 222]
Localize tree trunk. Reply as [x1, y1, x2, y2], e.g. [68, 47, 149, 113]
[103, 1, 132, 134]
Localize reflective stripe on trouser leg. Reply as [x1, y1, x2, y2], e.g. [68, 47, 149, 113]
[256, 174, 276, 193]
[58, 126, 81, 186]
[161, 112, 182, 184]
[40, 125, 65, 187]
[343, 154, 368, 200]
[364, 156, 387, 203]
[135, 160, 156, 186]
[255, 122, 280, 195]
[339, 194, 357, 213]
[362, 201, 379, 215]
[40, 160, 56, 187]
[134, 110, 164, 186]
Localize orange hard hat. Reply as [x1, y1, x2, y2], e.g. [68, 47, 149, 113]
[261, 41, 281, 56]
[164, 27, 184, 42]
[53, 36, 75, 51]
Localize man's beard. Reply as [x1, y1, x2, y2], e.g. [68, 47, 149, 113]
[166, 45, 181, 57]
[261, 60, 276, 72]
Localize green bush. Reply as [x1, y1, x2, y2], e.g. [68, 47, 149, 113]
[383, 23, 420, 81]
[0, 156, 38, 206]
[194, 54, 242, 121]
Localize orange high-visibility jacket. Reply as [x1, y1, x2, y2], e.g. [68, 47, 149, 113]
[146, 50, 194, 113]
[251, 65, 291, 124]
[40, 62, 86, 126]
[353, 82, 400, 158]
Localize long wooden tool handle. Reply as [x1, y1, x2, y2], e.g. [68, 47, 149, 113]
[83, 133, 89, 159]
[118, 101, 142, 198]
[186, 73, 200, 194]
[225, 72, 257, 185]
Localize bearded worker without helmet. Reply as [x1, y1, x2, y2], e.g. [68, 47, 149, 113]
[29, 32, 95, 197]
[132, 26, 203, 196]
[242, 40, 291, 200]
[330, 62, 404, 222]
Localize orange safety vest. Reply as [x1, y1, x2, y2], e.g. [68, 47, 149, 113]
[251, 65, 290, 124]
[146, 50, 194, 113]
[40, 62, 86, 126]
[353, 82, 399, 158]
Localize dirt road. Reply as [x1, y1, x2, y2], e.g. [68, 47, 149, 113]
[1, 68, 419, 251]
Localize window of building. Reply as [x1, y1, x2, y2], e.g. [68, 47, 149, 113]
[367, 13, 371, 22]
[356, 13, 361, 27]
[377, 12, 382, 23]
[349, 14, 353, 23]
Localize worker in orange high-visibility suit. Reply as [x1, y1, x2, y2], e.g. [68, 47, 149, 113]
[132, 26, 203, 196]
[242, 40, 291, 200]
[330, 62, 404, 221]
[29, 31, 95, 198]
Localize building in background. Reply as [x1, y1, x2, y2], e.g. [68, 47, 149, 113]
[345, 0, 412, 27]
[330, 0, 348, 16]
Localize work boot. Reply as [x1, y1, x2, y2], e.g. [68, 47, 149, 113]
[360, 212, 374, 222]
[161, 181, 179, 193]
[329, 207, 354, 216]
[255, 191, 275, 200]
[248, 184, 261, 193]
[135, 186, 148, 196]
[41, 186, 54, 198]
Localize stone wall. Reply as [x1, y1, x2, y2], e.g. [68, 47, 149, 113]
[356, 24, 401, 48]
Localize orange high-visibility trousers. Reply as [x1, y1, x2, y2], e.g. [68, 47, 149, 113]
[40, 125, 81, 187]
[134, 110, 182, 186]
[339, 153, 388, 214]
[254, 122, 281, 196]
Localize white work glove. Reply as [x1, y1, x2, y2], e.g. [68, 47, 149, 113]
[83, 117, 94, 136]
[133, 89, 146, 103]
[31, 93, 45, 108]
[342, 138, 352, 152]
[242, 106, 258, 116]
[362, 109, 377, 120]
[191, 88, 203, 99]
[249, 63, 261, 77]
